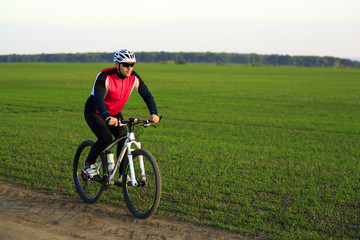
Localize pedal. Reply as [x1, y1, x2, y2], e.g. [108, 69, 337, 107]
[137, 179, 147, 187]
[91, 174, 103, 182]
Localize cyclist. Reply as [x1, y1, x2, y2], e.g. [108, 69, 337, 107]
[83, 49, 160, 179]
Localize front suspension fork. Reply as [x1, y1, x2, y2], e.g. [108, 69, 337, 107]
[127, 138, 145, 186]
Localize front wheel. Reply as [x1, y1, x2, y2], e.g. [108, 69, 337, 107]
[73, 140, 107, 204]
[122, 149, 162, 219]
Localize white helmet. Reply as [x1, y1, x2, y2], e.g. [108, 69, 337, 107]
[113, 49, 136, 63]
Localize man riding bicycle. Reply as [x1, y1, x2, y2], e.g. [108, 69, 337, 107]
[83, 49, 160, 179]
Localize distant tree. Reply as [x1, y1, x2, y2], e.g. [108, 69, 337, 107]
[0, 52, 359, 68]
[177, 59, 186, 64]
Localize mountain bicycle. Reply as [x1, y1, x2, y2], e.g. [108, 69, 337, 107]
[73, 117, 162, 219]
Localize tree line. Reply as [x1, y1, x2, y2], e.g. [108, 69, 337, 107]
[0, 51, 359, 68]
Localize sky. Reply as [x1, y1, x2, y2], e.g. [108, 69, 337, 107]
[0, 0, 359, 59]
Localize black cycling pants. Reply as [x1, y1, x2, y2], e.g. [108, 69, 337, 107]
[84, 109, 127, 165]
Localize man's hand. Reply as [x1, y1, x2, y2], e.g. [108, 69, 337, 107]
[106, 116, 118, 127]
[150, 114, 160, 123]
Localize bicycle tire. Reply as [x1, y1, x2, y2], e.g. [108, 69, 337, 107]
[73, 140, 107, 204]
[122, 149, 161, 219]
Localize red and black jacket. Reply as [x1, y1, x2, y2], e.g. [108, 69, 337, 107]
[85, 67, 158, 119]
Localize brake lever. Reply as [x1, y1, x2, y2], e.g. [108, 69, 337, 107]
[143, 123, 157, 128]
[144, 116, 162, 127]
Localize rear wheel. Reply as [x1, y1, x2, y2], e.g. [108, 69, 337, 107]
[73, 140, 107, 204]
[122, 149, 161, 219]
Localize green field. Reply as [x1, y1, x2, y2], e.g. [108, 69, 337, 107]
[0, 63, 359, 239]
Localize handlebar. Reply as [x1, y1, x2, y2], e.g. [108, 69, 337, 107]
[118, 116, 162, 128]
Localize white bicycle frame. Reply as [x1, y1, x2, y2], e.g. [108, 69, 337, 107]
[101, 131, 144, 187]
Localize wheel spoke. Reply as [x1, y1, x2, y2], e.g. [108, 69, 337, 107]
[122, 149, 161, 219]
[73, 140, 106, 204]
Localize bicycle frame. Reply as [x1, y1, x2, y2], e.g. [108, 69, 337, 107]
[74, 116, 162, 219]
[102, 129, 144, 187]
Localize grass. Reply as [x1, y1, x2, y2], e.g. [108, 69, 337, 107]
[0, 63, 359, 239]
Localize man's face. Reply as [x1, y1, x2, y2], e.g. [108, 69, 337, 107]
[116, 62, 135, 77]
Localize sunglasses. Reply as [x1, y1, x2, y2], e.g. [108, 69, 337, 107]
[121, 63, 135, 68]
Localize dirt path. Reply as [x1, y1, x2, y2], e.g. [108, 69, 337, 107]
[0, 181, 251, 240]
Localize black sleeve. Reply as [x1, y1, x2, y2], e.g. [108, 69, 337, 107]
[93, 72, 111, 119]
[133, 71, 158, 115]
[139, 86, 158, 115]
